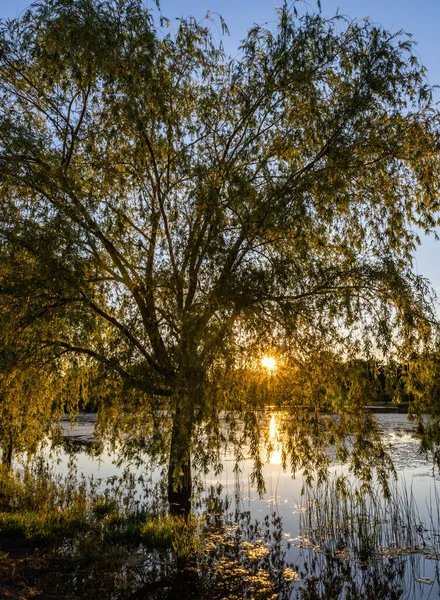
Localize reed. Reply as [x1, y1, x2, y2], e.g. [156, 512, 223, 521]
[297, 476, 429, 563]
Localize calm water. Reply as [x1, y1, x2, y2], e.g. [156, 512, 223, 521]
[53, 412, 440, 599]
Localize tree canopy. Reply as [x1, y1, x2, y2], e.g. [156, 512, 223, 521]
[1, 0, 440, 511]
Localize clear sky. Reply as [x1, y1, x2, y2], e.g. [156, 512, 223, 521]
[1, 0, 440, 297]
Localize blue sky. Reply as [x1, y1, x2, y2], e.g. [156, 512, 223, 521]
[161, 0, 440, 296]
[1, 0, 440, 295]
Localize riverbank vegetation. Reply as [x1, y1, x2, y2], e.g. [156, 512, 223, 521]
[1, 459, 440, 599]
[0, 461, 297, 599]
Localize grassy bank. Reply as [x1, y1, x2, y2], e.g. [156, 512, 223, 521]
[0, 461, 295, 599]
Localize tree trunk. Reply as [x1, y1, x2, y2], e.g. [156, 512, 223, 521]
[167, 405, 193, 518]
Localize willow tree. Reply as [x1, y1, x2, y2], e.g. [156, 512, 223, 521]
[0, 242, 92, 469]
[1, 0, 439, 513]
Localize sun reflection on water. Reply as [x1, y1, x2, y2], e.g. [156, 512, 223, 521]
[268, 414, 282, 465]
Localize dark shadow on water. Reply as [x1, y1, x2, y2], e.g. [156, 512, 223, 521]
[293, 551, 406, 600]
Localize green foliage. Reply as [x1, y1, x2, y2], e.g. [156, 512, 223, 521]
[140, 513, 201, 562]
[0, 460, 153, 582]
[0, 0, 440, 498]
[0, 464, 88, 542]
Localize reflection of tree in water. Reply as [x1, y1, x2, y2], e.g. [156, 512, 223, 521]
[2, 459, 440, 600]
[124, 478, 440, 599]
[294, 551, 405, 600]
[133, 490, 297, 600]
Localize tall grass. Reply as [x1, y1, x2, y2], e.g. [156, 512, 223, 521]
[288, 475, 440, 599]
[297, 476, 429, 563]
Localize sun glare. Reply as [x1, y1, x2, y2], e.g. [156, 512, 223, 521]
[261, 356, 276, 370]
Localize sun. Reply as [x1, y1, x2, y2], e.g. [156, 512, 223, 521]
[261, 356, 276, 371]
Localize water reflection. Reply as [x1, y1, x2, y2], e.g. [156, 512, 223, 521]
[269, 414, 283, 465]
[292, 549, 407, 599]
[39, 413, 440, 598]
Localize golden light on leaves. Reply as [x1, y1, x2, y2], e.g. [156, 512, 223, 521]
[261, 356, 276, 371]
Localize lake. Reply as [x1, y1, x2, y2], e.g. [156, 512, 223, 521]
[51, 411, 440, 599]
